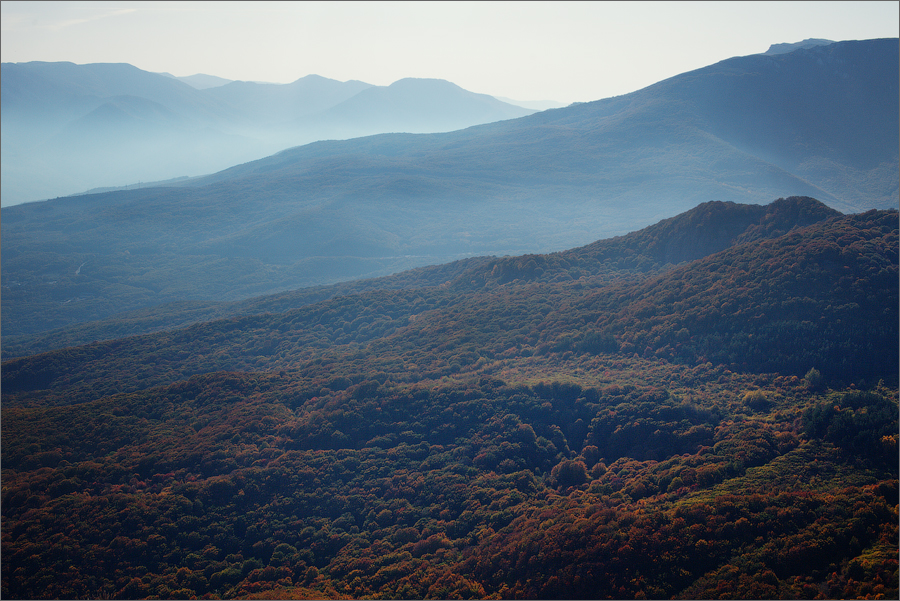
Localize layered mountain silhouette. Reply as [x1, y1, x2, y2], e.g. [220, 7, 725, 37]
[2, 39, 897, 345]
[0, 64, 535, 204]
[179, 38, 898, 222]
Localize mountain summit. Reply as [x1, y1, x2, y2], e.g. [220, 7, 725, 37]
[763, 38, 835, 54]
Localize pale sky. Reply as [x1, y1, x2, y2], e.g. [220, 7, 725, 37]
[1, 1, 898, 104]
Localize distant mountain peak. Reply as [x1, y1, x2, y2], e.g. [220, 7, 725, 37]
[175, 73, 234, 89]
[387, 77, 464, 90]
[763, 38, 835, 55]
[493, 96, 566, 111]
[291, 73, 345, 84]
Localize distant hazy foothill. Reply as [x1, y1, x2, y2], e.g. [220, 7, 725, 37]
[1, 38, 898, 346]
[0, 64, 536, 204]
[159, 71, 235, 90]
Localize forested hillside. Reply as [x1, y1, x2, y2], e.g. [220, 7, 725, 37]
[2, 198, 897, 599]
[6, 197, 892, 407]
[0, 196, 841, 359]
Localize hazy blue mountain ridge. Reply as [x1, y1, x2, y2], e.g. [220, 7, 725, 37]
[1, 63, 536, 205]
[204, 74, 375, 124]
[297, 78, 535, 134]
[1, 61, 266, 202]
[669, 40, 899, 200]
[195, 38, 897, 211]
[2, 39, 897, 345]
[0, 61, 238, 125]
[162, 72, 234, 89]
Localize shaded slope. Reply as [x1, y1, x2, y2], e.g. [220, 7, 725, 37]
[579, 209, 899, 381]
[0, 257, 494, 359]
[547, 195, 841, 274]
[0, 197, 835, 357]
[3, 200, 895, 409]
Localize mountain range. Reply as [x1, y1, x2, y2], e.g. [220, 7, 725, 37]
[0, 63, 536, 205]
[164, 71, 567, 111]
[2, 38, 897, 348]
[1, 36, 898, 601]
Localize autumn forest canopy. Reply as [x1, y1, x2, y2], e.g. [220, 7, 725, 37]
[2, 195, 898, 599]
